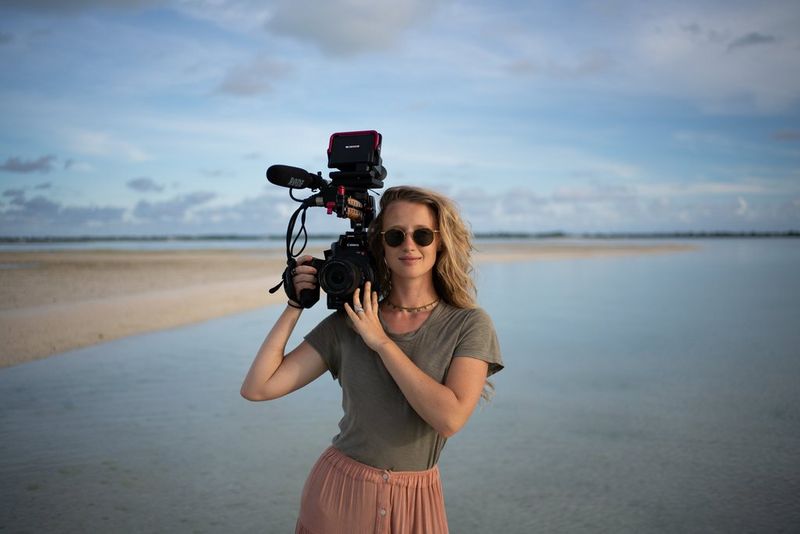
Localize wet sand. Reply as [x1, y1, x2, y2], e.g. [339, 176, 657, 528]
[0, 241, 693, 367]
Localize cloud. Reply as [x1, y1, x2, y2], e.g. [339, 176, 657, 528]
[507, 52, 615, 80]
[68, 130, 150, 162]
[442, 177, 800, 233]
[772, 129, 800, 141]
[3, 179, 798, 236]
[265, 0, 444, 56]
[0, 0, 159, 12]
[634, 7, 800, 113]
[735, 196, 749, 217]
[127, 177, 164, 193]
[635, 181, 771, 197]
[0, 155, 57, 174]
[727, 32, 778, 52]
[189, 189, 300, 228]
[3, 189, 26, 202]
[421, 2, 797, 115]
[167, 0, 274, 34]
[8, 195, 61, 217]
[216, 55, 291, 96]
[0, 190, 125, 230]
[133, 191, 217, 222]
[58, 205, 128, 226]
[63, 159, 94, 172]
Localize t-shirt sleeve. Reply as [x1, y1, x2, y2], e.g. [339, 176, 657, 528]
[304, 311, 344, 380]
[454, 307, 504, 376]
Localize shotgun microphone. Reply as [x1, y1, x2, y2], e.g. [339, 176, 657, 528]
[266, 165, 328, 190]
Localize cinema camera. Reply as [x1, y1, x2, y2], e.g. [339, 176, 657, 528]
[266, 130, 386, 310]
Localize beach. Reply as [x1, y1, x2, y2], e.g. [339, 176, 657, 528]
[0, 241, 692, 368]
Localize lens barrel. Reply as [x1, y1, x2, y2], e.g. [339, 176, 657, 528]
[319, 260, 361, 296]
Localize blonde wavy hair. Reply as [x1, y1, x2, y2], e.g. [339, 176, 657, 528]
[367, 185, 476, 309]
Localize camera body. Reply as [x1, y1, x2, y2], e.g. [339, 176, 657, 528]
[268, 130, 386, 311]
[311, 231, 378, 310]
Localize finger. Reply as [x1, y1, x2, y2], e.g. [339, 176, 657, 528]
[296, 256, 317, 274]
[353, 287, 361, 308]
[296, 264, 317, 275]
[343, 302, 356, 319]
[362, 282, 372, 313]
[372, 287, 379, 311]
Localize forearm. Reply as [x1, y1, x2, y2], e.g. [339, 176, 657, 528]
[240, 304, 303, 398]
[343, 284, 484, 436]
[375, 341, 470, 438]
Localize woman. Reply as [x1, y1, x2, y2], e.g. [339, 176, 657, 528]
[241, 186, 503, 533]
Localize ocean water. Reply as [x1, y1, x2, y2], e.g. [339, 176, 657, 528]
[1, 239, 799, 533]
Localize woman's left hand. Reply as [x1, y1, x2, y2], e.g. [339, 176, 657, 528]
[344, 281, 392, 352]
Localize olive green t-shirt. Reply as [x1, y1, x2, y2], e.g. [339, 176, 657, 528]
[304, 301, 503, 471]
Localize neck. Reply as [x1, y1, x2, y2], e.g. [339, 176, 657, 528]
[386, 277, 438, 309]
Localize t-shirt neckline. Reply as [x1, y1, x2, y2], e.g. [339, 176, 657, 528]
[382, 300, 446, 341]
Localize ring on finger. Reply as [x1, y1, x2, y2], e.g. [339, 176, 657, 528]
[354, 305, 365, 314]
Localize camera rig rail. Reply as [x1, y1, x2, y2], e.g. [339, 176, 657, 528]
[266, 130, 386, 310]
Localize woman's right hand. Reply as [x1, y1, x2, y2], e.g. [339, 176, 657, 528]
[291, 255, 318, 304]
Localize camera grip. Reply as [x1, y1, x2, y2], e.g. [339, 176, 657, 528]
[282, 258, 320, 309]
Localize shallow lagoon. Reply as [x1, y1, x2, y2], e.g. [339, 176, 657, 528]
[2, 239, 799, 532]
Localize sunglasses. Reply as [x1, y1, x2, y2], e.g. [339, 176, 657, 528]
[381, 228, 439, 247]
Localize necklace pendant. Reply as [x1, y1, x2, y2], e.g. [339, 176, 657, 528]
[386, 298, 440, 313]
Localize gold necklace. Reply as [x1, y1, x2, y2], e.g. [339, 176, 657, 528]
[384, 298, 440, 313]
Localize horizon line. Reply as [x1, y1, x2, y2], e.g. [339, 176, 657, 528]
[1, 230, 799, 243]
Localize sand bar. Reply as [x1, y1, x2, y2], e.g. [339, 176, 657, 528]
[0, 241, 694, 367]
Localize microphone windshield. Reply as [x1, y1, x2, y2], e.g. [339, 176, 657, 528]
[267, 165, 321, 189]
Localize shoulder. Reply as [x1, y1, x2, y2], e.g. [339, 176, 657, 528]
[319, 310, 348, 327]
[440, 303, 503, 374]
[437, 303, 496, 331]
[431, 303, 499, 343]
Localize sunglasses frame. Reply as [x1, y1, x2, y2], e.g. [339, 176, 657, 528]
[381, 228, 439, 247]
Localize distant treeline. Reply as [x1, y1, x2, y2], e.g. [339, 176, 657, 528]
[1, 230, 799, 243]
[473, 231, 800, 239]
[0, 234, 283, 243]
[558, 230, 800, 239]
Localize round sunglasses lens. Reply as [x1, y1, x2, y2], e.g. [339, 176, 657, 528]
[384, 229, 404, 247]
[413, 229, 434, 246]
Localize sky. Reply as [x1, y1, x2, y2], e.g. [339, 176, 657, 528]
[1, 0, 799, 236]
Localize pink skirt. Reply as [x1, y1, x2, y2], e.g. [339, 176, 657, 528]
[295, 446, 449, 534]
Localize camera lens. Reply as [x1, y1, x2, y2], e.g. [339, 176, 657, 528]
[319, 260, 360, 296]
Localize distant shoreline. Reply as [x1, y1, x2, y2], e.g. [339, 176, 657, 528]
[0, 230, 798, 243]
[0, 241, 695, 368]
